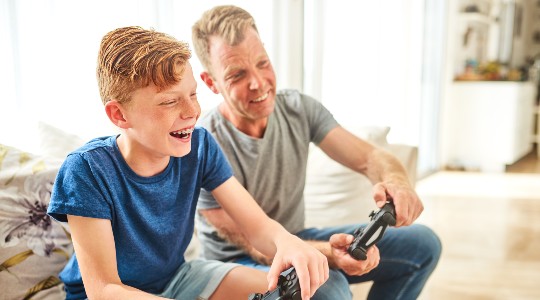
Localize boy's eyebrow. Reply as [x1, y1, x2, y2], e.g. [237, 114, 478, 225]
[159, 85, 197, 96]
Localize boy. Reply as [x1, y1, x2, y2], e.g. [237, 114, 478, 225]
[47, 26, 328, 300]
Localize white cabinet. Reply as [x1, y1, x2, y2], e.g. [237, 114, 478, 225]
[443, 81, 536, 172]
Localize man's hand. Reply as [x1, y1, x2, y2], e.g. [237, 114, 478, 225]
[328, 234, 380, 276]
[268, 235, 329, 300]
[372, 182, 423, 226]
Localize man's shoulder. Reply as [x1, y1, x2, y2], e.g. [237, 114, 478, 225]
[198, 107, 221, 133]
[276, 89, 302, 103]
[276, 89, 318, 107]
[276, 89, 322, 114]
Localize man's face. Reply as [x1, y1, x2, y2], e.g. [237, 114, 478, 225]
[122, 62, 201, 159]
[206, 27, 277, 123]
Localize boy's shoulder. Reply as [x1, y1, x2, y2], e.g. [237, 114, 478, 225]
[70, 135, 116, 155]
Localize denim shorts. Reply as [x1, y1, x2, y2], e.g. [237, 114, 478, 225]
[157, 259, 240, 300]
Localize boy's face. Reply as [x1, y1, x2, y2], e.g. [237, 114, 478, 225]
[122, 62, 200, 159]
[204, 27, 276, 122]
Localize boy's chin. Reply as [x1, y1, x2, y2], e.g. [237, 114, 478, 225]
[171, 147, 191, 158]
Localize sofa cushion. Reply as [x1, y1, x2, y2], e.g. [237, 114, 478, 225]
[37, 121, 86, 159]
[0, 144, 73, 300]
[304, 126, 417, 227]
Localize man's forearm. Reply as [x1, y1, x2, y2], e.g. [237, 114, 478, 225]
[305, 240, 339, 268]
[215, 225, 273, 265]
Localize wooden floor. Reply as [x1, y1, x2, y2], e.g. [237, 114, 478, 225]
[352, 149, 540, 300]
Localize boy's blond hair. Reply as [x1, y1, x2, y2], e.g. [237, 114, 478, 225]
[97, 26, 191, 105]
[192, 5, 258, 74]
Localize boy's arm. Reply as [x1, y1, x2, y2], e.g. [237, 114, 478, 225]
[211, 177, 329, 299]
[67, 215, 171, 300]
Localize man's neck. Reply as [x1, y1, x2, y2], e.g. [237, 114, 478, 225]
[219, 103, 267, 138]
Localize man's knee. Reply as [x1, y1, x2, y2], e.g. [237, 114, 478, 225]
[416, 224, 442, 266]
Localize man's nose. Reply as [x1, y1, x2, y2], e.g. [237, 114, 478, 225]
[248, 71, 265, 90]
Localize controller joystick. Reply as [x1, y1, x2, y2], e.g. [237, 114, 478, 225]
[247, 267, 301, 300]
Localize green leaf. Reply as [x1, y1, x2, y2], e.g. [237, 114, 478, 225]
[52, 248, 71, 260]
[32, 160, 46, 174]
[0, 145, 8, 169]
[19, 152, 31, 166]
[23, 276, 62, 300]
[62, 226, 72, 241]
[0, 249, 34, 278]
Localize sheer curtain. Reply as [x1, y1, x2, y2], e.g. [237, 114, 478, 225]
[0, 0, 273, 153]
[304, 1, 446, 177]
[2, 0, 444, 176]
[304, 1, 425, 145]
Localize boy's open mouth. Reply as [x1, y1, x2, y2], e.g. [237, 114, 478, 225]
[170, 128, 194, 140]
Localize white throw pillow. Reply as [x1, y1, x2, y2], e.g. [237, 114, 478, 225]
[304, 126, 390, 227]
[37, 122, 86, 159]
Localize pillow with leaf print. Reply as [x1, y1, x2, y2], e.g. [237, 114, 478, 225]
[0, 144, 73, 300]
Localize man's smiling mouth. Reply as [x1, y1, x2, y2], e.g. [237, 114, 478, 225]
[170, 127, 194, 139]
[252, 92, 268, 103]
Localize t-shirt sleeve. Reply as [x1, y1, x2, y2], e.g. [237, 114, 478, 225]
[301, 93, 339, 144]
[47, 153, 113, 222]
[199, 129, 233, 209]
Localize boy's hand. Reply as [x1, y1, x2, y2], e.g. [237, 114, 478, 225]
[329, 234, 380, 275]
[267, 235, 329, 300]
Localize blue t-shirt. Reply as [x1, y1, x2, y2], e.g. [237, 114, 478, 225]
[47, 127, 232, 299]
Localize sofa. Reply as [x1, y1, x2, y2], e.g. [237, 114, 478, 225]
[0, 122, 417, 299]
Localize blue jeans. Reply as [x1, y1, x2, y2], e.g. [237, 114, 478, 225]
[234, 224, 441, 300]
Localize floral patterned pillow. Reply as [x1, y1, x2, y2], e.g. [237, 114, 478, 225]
[0, 144, 73, 300]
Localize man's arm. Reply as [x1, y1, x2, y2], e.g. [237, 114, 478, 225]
[200, 207, 378, 275]
[199, 208, 273, 265]
[67, 215, 171, 300]
[318, 126, 423, 226]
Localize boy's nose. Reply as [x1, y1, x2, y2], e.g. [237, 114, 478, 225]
[180, 100, 200, 119]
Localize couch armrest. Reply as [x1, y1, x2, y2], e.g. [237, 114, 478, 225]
[304, 127, 418, 227]
[384, 143, 418, 185]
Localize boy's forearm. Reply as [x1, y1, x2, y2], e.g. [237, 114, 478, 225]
[97, 283, 171, 300]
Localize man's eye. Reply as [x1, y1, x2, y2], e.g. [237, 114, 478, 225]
[161, 100, 177, 106]
[228, 72, 243, 81]
[258, 60, 269, 68]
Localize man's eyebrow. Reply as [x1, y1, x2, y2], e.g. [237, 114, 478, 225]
[223, 65, 242, 76]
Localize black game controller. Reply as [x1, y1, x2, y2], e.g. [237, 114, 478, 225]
[347, 200, 396, 260]
[247, 267, 301, 300]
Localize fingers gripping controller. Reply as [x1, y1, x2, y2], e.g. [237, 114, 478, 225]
[347, 201, 396, 260]
[247, 267, 301, 300]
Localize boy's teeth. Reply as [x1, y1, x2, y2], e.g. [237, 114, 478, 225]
[171, 128, 193, 139]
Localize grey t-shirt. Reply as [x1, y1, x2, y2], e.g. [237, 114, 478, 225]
[196, 89, 339, 261]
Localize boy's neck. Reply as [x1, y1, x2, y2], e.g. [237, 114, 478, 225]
[116, 134, 170, 177]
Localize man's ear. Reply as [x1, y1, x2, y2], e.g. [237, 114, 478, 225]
[105, 100, 130, 129]
[200, 72, 220, 94]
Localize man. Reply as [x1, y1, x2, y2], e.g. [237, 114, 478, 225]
[192, 5, 441, 299]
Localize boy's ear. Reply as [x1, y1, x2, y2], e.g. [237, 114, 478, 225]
[200, 72, 220, 94]
[105, 100, 130, 129]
